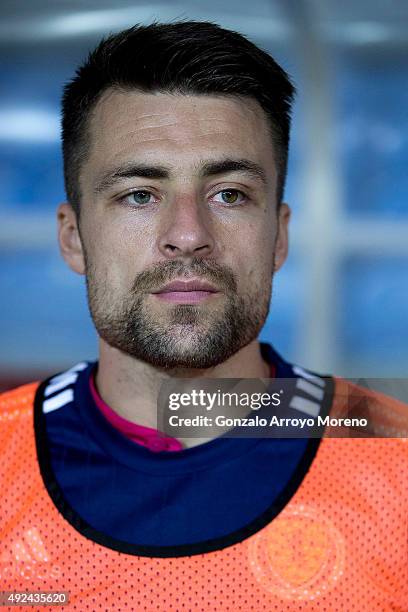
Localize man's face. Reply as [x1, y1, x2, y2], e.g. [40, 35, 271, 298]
[60, 90, 289, 369]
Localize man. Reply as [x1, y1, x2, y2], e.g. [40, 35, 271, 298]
[1, 21, 407, 611]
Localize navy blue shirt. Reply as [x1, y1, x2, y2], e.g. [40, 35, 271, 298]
[35, 343, 333, 554]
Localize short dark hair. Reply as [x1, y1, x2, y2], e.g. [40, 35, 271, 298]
[62, 21, 295, 215]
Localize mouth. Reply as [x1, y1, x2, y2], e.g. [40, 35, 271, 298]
[150, 279, 221, 304]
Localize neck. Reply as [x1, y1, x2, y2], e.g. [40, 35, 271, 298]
[95, 339, 270, 435]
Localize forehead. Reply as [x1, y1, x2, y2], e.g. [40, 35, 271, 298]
[85, 89, 276, 176]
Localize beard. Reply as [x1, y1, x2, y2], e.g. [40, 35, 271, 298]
[85, 255, 273, 370]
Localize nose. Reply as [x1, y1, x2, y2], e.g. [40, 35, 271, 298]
[157, 193, 216, 259]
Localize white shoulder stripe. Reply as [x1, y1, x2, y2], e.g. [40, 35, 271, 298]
[289, 395, 321, 417]
[65, 361, 88, 373]
[44, 372, 79, 397]
[296, 377, 325, 401]
[292, 365, 326, 388]
[43, 389, 74, 414]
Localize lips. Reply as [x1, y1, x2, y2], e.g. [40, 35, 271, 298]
[151, 279, 219, 294]
[150, 278, 221, 305]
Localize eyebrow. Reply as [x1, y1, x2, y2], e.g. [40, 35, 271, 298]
[200, 159, 267, 185]
[93, 157, 267, 194]
[94, 163, 169, 194]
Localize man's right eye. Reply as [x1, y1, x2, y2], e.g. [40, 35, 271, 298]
[121, 190, 157, 206]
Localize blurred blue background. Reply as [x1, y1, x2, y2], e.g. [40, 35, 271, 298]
[0, 1, 407, 390]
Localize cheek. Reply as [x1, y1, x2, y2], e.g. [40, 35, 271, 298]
[82, 224, 141, 291]
[233, 221, 276, 284]
[79, 200, 157, 292]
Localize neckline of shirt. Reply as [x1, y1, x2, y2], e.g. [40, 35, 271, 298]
[89, 370, 184, 452]
[74, 342, 289, 476]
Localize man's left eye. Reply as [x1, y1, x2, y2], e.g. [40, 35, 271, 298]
[212, 190, 246, 205]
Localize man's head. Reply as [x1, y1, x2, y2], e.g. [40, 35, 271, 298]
[58, 21, 295, 370]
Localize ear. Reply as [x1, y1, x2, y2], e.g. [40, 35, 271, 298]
[274, 202, 290, 272]
[57, 203, 86, 275]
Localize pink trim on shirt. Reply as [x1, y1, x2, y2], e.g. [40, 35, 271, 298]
[90, 361, 275, 453]
[89, 373, 183, 452]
